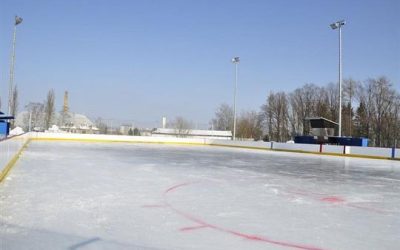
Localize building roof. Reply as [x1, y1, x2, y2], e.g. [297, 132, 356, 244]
[305, 117, 338, 128]
[152, 128, 232, 137]
[0, 110, 14, 120]
[14, 111, 94, 129]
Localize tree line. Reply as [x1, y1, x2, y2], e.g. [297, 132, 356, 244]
[23, 89, 56, 131]
[211, 76, 400, 147]
[0, 88, 56, 131]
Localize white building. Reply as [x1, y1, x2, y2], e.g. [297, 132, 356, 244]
[152, 128, 232, 140]
[15, 111, 99, 134]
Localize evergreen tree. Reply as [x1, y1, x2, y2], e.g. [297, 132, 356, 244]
[354, 101, 368, 138]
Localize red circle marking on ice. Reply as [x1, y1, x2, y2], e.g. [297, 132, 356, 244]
[163, 182, 328, 250]
[320, 196, 345, 203]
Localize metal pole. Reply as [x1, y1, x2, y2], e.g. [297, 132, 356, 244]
[349, 83, 352, 137]
[233, 62, 238, 140]
[338, 25, 342, 137]
[8, 24, 17, 115]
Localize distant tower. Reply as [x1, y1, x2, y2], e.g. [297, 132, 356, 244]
[60, 91, 70, 127]
[63, 91, 69, 113]
[162, 117, 167, 129]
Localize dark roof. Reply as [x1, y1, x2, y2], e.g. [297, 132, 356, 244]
[305, 117, 338, 128]
[0, 115, 14, 120]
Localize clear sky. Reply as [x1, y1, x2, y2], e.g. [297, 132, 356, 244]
[1, 0, 399, 127]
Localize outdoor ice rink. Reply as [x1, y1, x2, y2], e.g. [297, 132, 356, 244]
[1, 141, 399, 250]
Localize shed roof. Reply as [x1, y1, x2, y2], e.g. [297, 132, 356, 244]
[305, 117, 338, 128]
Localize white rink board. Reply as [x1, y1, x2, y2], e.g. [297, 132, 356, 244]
[206, 139, 271, 149]
[323, 145, 344, 154]
[349, 146, 392, 158]
[273, 142, 320, 152]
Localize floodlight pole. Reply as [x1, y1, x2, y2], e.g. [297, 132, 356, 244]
[330, 20, 345, 137]
[8, 16, 22, 116]
[232, 57, 240, 140]
[338, 25, 343, 137]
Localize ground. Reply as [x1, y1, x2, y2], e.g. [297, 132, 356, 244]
[0, 141, 399, 250]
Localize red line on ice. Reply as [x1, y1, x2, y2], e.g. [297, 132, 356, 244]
[164, 182, 191, 194]
[286, 188, 386, 213]
[163, 182, 327, 250]
[320, 196, 345, 203]
[180, 225, 209, 231]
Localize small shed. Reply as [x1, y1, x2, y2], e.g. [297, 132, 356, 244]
[0, 111, 15, 138]
[305, 117, 338, 137]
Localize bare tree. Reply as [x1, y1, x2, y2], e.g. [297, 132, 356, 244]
[236, 110, 263, 140]
[343, 78, 358, 136]
[369, 77, 396, 147]
[259, 76, 398, 147]
[171, 116, 192, 137]
[261, 92, 290, 142]
[24, 102, 44, 131]
[44, 89, 55, 130]
[356, 80, 375, 142]
[211, 103, 233, 131]
[392, 94, 400, 147]
[95, 117, 108, 134]
[325, 82, 339, 123]
[288, 84, 323, 136]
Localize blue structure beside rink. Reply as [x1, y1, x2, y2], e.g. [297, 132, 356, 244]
[295, 136, 368, 147]
[328, 137, 369, 147]
[294, 117, 369, 147]
[0, 122, 9, 136]
[294, 136, 317, 144]
[0, 111, 14, 138]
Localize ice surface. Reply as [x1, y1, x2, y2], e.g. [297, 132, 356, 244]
[1, 141, 399, 250]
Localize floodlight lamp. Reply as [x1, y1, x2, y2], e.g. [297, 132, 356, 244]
[231, 57, 240, 63]
[330, 20, 346, 30]
[15, 16, 23, 25]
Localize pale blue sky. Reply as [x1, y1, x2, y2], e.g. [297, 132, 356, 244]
[1, 0, 399, 127]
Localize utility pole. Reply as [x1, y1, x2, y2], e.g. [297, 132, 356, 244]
[231, 57, 240, 140]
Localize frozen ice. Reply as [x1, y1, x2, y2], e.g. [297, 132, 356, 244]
[1, 141, 399, 250]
